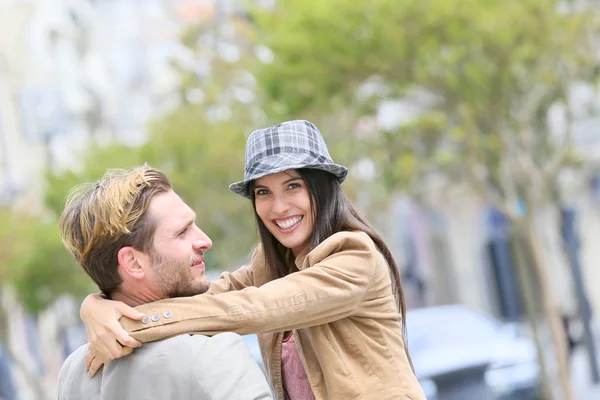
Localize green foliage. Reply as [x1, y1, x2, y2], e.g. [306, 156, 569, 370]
[8, 215, 93, 313]
[45, 143, 146, 215]
[251, 0, 599, 206]
[0, 208, 14, 282]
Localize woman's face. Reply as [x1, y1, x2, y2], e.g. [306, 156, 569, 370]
[253, 170, 314, 256]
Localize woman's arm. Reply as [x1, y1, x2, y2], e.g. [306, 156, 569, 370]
[209, 264, 255, 294]
[80, 294, 144, 354]
[79, 294, 144, 376]
[209, 245, 260, 294]
[122, 232, 378, 342]
[79, 246, 259, 376]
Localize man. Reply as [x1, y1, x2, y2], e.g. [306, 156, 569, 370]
[57, 165, 272, 400]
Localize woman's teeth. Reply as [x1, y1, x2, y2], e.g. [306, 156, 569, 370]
[276, 216, 302, 230]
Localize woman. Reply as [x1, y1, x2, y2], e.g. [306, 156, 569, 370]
[80, 120, 425, 400]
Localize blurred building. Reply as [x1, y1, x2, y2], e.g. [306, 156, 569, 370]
[0, 0, 243, 211]
[384, 88, 600, 324]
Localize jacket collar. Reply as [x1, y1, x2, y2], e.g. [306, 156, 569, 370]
[292, 244, 312, 271]
[278, 243, 312, 274]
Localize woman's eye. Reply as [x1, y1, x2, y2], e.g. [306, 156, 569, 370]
[256, 189, 269, 196]
[288, 183, 301, 190]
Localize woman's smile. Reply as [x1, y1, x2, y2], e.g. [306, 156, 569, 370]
[273, 216, 303, 231]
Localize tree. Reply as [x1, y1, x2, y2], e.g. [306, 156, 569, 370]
[249, 0, 600, 398]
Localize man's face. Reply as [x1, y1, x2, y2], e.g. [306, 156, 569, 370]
[146, 190, 212, 298]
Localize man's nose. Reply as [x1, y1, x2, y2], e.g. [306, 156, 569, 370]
[192, 228, 212, 252]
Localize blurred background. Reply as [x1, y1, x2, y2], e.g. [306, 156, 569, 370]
[0, 0, 600, 399]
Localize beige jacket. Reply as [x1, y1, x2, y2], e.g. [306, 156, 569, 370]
[121, 231, 426, 400]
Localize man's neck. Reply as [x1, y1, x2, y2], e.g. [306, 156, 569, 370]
[111, 285, 163, 307]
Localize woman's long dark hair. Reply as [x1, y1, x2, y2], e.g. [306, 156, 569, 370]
[250, 168, 413, 369]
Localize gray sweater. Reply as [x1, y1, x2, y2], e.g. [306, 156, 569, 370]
[57, 332, 273, 400]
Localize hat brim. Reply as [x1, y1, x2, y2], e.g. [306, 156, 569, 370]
[229, 163, 348, 199]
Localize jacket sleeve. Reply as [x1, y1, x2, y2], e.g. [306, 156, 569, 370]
[193, 333, 273, 400]
[121, 232, 377, 342]
[208, 247, 259, 294]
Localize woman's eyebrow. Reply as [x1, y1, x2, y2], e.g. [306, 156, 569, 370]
[254, 176, 301, 190]
[282, 177, 302, 184]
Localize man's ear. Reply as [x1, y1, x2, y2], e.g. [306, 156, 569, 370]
[117, 246, 150, 279]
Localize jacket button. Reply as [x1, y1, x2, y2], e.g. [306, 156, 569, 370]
[151, 314, 161, 322]
[141, 316, 150, 324]
[164, 310, 173, 319]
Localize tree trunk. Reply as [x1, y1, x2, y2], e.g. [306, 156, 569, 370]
[509, 227, 552, 399]
[520, 221, 575, 400]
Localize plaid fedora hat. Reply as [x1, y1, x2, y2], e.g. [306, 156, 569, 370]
[229, 120, 349, 198]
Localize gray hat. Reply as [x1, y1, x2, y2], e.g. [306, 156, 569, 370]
[229, 120, 348, 198]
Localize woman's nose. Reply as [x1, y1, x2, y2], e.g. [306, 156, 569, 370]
[272, 196, 290, 214]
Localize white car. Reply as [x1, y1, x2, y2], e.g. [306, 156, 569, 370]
[406, 304, 541, 400]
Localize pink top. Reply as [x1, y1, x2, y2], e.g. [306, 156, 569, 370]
[281, 333, 315, 400]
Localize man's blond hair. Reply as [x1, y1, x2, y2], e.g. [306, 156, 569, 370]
[59, 165, 171, 295]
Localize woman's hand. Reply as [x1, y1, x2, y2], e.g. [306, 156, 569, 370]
[84, 346, 135, 377]
[80, 293, 144, 376]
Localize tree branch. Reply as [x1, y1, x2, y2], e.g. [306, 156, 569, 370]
[517, 151, 542, 184]
[495, 122, 526, 219]
[498, 158, 521, 214]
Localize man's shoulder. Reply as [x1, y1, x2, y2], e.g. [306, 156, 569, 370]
[59, 343, 90, 377]
[58, 343, 100, 400]
[131, 332, 248, 366]
[59, 334, 270, 400]
[142, 332, 243, 351]
[137, 333, 259, 374]
[118, 333, 266, 394]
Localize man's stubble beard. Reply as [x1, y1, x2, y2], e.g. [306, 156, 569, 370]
[150, 249, 210, 298]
